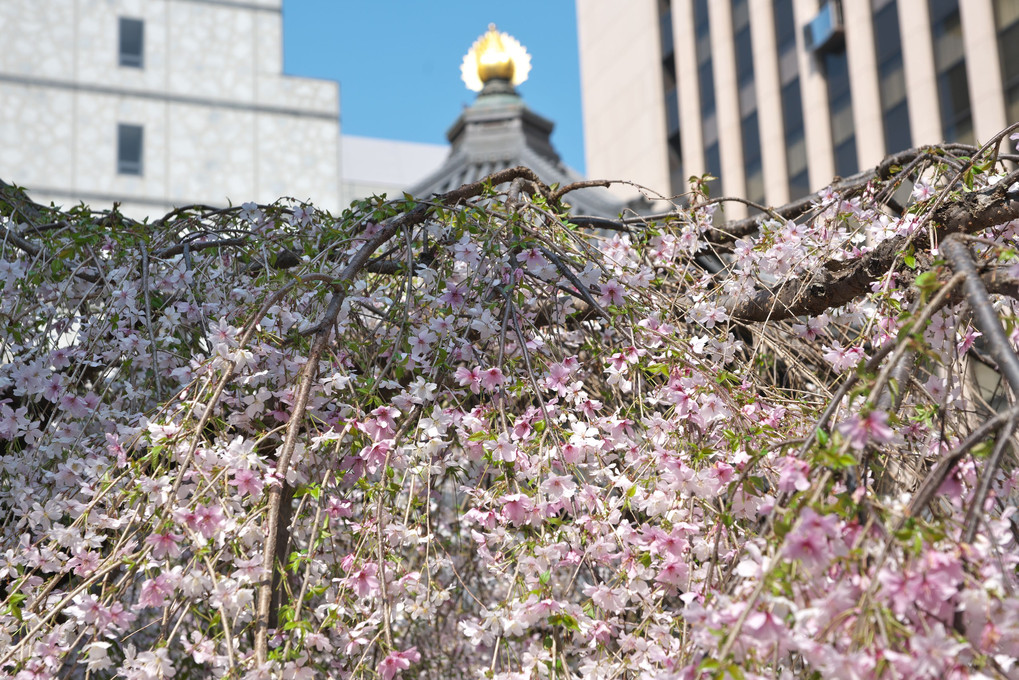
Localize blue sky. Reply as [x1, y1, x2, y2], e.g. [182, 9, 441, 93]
[281, 1, 586, 173]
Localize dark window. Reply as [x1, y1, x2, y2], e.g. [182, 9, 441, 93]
[117, 124, 143, 175]
[873, 1, 912, 152]
[938, 61, 973, 143]
[705, 142, 721, 183]
[698, 60, 716, 114]
[660, 0, 682, 194]
[733, 0, 762, 205]
[665, 89, 680, 137]
[119, 18, 144, 68]
[789, 169, 810, 201]
[781, 79, 804, 135]
[668, 132, 684, 197]
[834, 137, 857, 177]
[742, 111, 762, 170]
[824, 49, 858, 176]
[695, 0, 719, 193]
[883, 100, 912, 153]
[775, 0, 808, 199]
[743, 112, 765, 205]
[781, 78, 810, 197]
[734, 30, 755, 87]
[774, 0, 796, 50]
[930, 0, 972, 143]
[659, 0, 675, 60]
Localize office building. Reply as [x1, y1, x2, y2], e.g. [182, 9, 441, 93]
[577, 0, 1018, 213]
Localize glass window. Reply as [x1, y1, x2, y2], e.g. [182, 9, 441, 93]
[734, 26, 755, 84]
[668, 132, 684, 195]
[787, 131, 808, 177]
[781, 79, 804, 137]
[776, 0, 808, 198]
[734, 0, 761, 203]
[742, 111, 762, 168]
[774, 0, 796, 50]
[938, 61, 973, 142]
[879, 57, 907, 108]
[929, 0, 972, 143]
[883, 101, 912, 153]
[696, 0, 718, 193]
[660, 0, 681, 194]
[119, 18, 144, 68]
[788, 169, 810, 201]
[117, 124, 144, 176]
[873, 1, 912, 152]
[873, 3, 901, 62]
[705, 142, 721, 194]
[659, 2, 674, 59]
[824, 49, 858, 175]
[698, 61, 716, 114]
[702, 111, 719, 146]
[834, 137, 858, 177]
[665, 89, 680, 137]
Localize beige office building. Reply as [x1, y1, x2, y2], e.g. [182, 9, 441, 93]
[577, 0, 1019, 213]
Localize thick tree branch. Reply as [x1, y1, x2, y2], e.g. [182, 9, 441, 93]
[941, 234, 1019, 543]
[725, 174, 1019, 322]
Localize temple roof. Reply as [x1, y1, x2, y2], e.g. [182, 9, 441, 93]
[406, 27, 623, 218]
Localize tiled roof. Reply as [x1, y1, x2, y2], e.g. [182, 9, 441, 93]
[407, 81, 623, 218]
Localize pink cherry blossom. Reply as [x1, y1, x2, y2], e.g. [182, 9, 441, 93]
[837, 409, 894, 450]
[377, 647, 421, 680]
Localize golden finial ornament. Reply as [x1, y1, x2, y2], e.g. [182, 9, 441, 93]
[460, 24, 531, 92]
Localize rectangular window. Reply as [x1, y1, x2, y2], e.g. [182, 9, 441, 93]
[873, 1, 912, 152]
[117, 124, 144, 176]
[695, 0, 719, 194]
[119, 18, 144, 68]
[824, 49, 858, 176]
[929, 0, 973, 143]
[733, 0, 762, 206]
[659, 0, 682, 195]
[775, 0, 808, 199]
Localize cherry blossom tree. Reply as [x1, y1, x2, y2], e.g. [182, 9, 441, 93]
[1, 124, 1019, 679]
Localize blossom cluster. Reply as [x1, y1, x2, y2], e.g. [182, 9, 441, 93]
[1, 137, 1019, 679]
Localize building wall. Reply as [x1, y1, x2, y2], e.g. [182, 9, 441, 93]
[577, 0, 1016, 210]
[0, 0, 341, 218]
[340, 135, 447, 207]
[576, 1, 670, 201]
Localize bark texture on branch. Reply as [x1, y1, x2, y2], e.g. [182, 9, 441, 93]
[725, 176, 1019, 322]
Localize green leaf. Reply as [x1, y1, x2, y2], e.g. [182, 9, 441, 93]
[7, 593, 26, 621]
[914, 270, 938, 292]
[557, 612, 580, 632]
[727, 664, 747, 680]
[971, 440, 994, 459]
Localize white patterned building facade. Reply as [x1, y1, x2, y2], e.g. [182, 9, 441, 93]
[0, 0, 343, 218]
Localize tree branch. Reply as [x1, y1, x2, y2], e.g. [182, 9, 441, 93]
[725, 173, 1019, 322]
